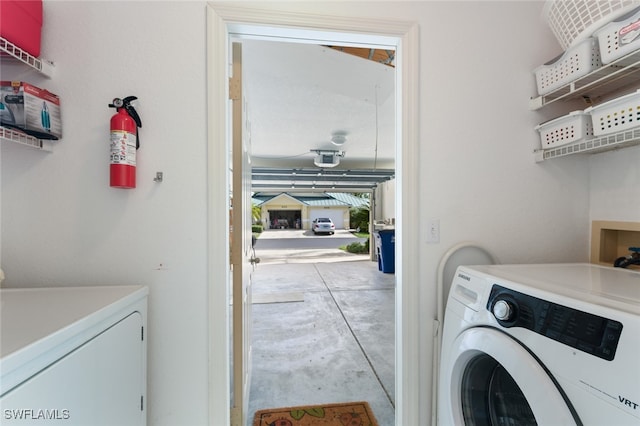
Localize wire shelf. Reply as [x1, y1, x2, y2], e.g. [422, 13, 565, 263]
[0, 37, 54, 78]
[536, 126, 640, 161]
[530, 49, 640, 110]
[0, 126, 51, 151]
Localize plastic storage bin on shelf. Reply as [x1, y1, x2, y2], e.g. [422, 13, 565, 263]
[534, 38, 602, 96]
[594, 6, 640, 64]
[374, 229, 395, 274]
[535, 110, 594, 149]
[585, 89, 640, 136]
[0, 0, 43, 57]
[543, 0, 639, 50]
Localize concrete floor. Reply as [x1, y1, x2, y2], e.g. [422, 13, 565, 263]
[247, 253, 396, 425]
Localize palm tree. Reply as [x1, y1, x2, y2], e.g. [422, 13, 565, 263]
[252, 204, 262, 224]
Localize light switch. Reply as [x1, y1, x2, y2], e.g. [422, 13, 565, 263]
[427, 219, 440, 244]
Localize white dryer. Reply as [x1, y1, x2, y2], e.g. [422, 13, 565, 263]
[438, 263, 640, 425]
[1, 285, 148, 425]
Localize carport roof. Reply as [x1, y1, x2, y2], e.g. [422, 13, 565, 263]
[300, 197, 350, 207]
[327, 192, 370, 208]
[253, 192, 367, 208]
[251, 167, 394, 192]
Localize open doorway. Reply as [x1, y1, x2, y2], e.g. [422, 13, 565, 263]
[207, 6, 421, 426]
[241, 38, 397, 424]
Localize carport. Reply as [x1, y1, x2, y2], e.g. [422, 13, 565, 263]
[252, 167, 395, 232]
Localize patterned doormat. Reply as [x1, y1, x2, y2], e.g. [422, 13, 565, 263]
[252, 401, 379, 426]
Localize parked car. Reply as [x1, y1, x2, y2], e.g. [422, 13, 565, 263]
[312, 218, 335, 235]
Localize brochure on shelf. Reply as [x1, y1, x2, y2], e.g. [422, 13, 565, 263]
[0, 81, 61, 140]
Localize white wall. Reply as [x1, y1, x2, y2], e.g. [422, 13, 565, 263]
[589, 144, 640, 222]
[415, 0, 592, 258]
[1, 2, 209, 425]
[2, 1, 636, 425]
[407, 4, 591, 420]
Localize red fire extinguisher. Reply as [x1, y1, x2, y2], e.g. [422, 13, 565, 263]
[108, 96, 142, 188]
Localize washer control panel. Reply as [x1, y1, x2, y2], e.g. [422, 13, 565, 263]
[487, 285, 623, 361]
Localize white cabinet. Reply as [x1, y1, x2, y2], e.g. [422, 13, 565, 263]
[0, 285, 148, 425]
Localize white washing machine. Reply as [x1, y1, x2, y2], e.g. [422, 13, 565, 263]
[438, 263, 640, 425]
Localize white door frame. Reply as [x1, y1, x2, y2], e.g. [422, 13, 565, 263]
[206, 4, 421, 425]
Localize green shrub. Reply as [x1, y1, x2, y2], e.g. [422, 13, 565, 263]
[252, 225, 263, 233]
[345, 241, 369, 254]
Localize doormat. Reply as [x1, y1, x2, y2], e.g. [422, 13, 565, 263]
[252, 401, 378, 426]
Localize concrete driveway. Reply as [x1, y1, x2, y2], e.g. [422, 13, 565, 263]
[249, 231, 395, 424]
[257, 229, 359, 239]
[254, 229, 371, 264]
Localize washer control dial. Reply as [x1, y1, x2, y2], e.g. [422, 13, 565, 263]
[493, 299, 513, 321]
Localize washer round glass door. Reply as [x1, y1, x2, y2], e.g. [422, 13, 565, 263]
[461, 352, 536, 424]
[440, 327, 579, 425]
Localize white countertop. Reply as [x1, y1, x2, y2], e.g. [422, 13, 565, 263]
[467, 263, 640, 314]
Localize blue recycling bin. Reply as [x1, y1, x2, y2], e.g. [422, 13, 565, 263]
[375, 229, 395, 273]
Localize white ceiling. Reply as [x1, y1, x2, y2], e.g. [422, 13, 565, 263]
[242, 39, 396, 175]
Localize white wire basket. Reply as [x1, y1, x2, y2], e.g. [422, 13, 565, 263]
[543, 0, 640, 50]
[535, 110, 594, 148]
[585, 89, 640, 135]
[594, 5, 640, 63]
[534, 37, 602, 95]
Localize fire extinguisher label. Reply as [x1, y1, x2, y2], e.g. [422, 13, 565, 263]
[110, 130, 137, 166]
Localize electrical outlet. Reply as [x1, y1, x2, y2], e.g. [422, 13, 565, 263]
[427, 219, 440, 244]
